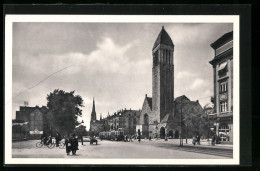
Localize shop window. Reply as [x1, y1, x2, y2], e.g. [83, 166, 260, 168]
[219, 123, 229, 132]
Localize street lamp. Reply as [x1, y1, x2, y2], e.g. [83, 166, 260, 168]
[179, 96, 183, 147]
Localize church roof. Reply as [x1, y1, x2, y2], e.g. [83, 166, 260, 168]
[153, 26, 174, 50]
[146, 97, 152, 110]
[161, 113, 179, 123]
[91, 98, 97, 121]
[174, 95, 190, 103]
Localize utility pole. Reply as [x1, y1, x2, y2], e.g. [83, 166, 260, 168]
[179, 96, 183, 147]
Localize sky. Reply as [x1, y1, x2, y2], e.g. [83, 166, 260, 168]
[12, 22, 233, 130]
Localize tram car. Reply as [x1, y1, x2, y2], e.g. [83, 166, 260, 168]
[99, 130, 124, 141]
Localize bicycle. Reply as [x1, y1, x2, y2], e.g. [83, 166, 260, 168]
[58, 141, 65, 149]
[36, 140, 55, 149]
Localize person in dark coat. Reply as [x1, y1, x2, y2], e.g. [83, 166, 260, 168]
[65, 135, 71, 156]
[212, 134, 216, 146]
[80, 135, 84, 145]
[70, 134, 79, 155]
[55, 132, 61, 147]
[138, 135, 141, 143]
[197, 135, 201, 145]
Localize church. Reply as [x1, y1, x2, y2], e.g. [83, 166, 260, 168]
[90, 26, 204, 139]
[136, 26, 203, 139]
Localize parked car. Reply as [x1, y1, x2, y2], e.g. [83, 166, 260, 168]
[90, 137, 98, 145]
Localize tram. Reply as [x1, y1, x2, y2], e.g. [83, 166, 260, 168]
[99, 130, 124, 141]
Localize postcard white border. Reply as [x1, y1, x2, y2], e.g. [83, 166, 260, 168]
[5, 15, 239, 165]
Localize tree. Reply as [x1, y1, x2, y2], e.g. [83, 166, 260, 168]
[183, 112, 201, 138]
[74, 125, 87, 136]
[46, 89, 84, 136]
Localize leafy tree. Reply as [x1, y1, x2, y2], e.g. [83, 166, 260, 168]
[74, 125, 87, 136]
[46, 89, 84, 136]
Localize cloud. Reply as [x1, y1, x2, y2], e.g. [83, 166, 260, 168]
[176, 71, 196, 80]
[11, 23, 232, 130]
[190, 78, 206, 90]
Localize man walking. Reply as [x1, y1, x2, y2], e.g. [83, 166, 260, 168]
[70, 134, 79, 155]
[55, 131, 61, 147]
[65, 135, 71, 156]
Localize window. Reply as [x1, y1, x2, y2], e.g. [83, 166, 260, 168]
[220, 101, 228, 113]
[163, 50, 166, 63]
[219, 82, 228, 93]
[218, 61, 228, 75]
[133, 118, 137, 125]
[144, 114, 149, 125]
[219, 123, 229, 132]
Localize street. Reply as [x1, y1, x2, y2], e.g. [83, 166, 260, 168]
[12, 139, 232, 159]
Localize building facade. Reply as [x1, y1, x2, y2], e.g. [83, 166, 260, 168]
[89, 98, 141, 136]
[15, 106, 48, 139]
[209, 31, 233, 143]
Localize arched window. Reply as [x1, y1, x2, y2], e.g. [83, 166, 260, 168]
[144, 114, 149, 125]
[133, 118, 137, 125]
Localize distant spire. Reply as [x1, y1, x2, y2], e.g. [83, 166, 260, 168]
[100, 113, 102, 120]
[91, 97, 96, 122]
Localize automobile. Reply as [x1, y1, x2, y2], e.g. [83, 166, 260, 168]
[90, 137, 98, 145]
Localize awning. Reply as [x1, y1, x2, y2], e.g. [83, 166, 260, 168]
[218, 61, 227, 71]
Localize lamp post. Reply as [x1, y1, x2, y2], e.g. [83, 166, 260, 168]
[179, 97, 183, 147]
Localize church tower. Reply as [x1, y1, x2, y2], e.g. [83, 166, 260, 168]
[90, 98, 97, 122]
[152, 26, 174, 122]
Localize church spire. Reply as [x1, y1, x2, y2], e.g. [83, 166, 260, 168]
[91, 97, 96, 122]
[152, 26, 174, 50]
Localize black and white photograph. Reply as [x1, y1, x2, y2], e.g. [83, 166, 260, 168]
[4, 14, 240, 165]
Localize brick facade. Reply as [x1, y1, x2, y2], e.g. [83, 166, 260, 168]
[15, 106, 47, 139]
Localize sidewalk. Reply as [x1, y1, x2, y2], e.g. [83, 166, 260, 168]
[183, 140, 233, 150]
[144, 138, 233, 150]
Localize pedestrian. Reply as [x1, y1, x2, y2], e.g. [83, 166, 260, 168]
[197, 135, 201, 145]
[129, 135, 133, 142]
[65, 135, 71, 156]
[212, 134, 216, 146]
[55, 131, 61, 147]
[138, 135, 141, 143]
[47, 135, 52, 145]
[70, 134, 79, 155]
[165, 134, 168, 141]
[192, 136, 197, 145]
[80, 135, 84, 145]
[41, 133, 46, 144]
[149, 135, 152, 141]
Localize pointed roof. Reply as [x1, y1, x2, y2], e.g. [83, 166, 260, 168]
[146, 97, 152, 110]
[161, 113, 179, 123]
[91, 97, 96, 121]
[153, 26, 174, 50]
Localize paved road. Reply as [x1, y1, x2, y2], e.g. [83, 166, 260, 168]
[12, 139, 233, 159]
